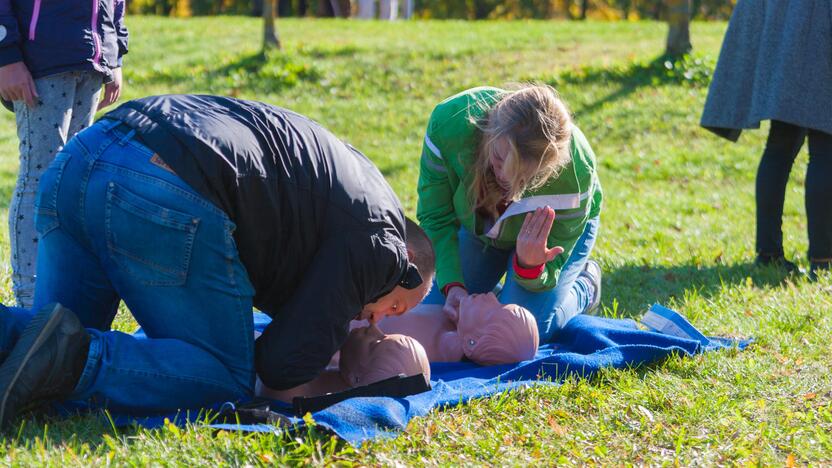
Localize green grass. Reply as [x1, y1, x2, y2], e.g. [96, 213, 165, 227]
[0, 17, 830, 465]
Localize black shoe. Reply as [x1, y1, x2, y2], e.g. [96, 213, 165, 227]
[0, 303, 89, 429]
[809, 261, 831, 282]
[754, 254, 798, 274]
[579, 259, 602, 315]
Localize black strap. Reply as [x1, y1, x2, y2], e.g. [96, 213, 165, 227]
[292, 373, 430, 415]
[215, 373, 430, 425]
[216, 399, 292, 427]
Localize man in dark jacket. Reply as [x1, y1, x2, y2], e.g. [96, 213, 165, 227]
[0, 95, 435, 427]
[0, 0, 128, 308]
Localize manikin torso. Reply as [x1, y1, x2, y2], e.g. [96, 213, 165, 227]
[370, 293, 537, 364]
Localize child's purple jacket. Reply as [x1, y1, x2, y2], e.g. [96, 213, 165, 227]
[0, 0, 127, 81]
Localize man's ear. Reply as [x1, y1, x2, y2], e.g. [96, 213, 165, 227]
[406, 246, 416, 261]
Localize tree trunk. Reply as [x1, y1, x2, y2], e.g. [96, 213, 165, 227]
[318, 0, 350, 17]
[263, 0, 281, 51]
[317, 0, 334, 16]
[690, 0, 702, 19]
[620, 0, 631, 19]
[665, 0, 691, 56]
[474, 0, 491, 19]
[579, 0, 589, 19]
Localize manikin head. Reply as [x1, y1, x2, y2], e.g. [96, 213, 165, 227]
[339, 325, 431, 387]
[361, 218, 436, 324]
[456, 293, 539, 366]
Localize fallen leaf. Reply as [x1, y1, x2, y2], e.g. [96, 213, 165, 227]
[547, 415, 567, 436]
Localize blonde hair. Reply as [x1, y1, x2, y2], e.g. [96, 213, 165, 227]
[470, 84, 573, 218]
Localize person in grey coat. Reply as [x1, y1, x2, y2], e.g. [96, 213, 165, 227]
[701, 0, 832, 280]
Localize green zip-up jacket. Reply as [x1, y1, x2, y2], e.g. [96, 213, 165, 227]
[417, 87, 603, 293]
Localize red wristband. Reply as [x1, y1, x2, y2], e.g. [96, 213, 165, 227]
[442, 282, 466, 297]
[513, 255, 544, 279]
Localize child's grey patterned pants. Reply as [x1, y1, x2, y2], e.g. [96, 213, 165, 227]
[11, 70, 102, 308]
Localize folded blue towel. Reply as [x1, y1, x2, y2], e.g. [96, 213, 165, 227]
[104, 305, 749, 446]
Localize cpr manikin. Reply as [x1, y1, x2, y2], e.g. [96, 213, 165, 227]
[256, 325, 430, 402]
[374, 293, 539, 365]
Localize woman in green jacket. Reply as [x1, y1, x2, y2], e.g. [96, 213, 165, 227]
[417, 84, 603, 342]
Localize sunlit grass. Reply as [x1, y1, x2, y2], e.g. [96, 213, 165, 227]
[0, 16, 828, 465]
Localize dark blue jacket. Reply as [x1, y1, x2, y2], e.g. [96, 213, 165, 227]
[0, 0, 127, 80]
[105, 95, 418, 391]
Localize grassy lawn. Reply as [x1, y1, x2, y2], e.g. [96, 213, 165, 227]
[0, 16, 830, 465]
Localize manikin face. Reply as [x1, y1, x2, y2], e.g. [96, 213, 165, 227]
[339, 325, 430, 386]
[457, 293, 531, 358]
[340, 324, 386, 372]
[457, 293, 505, 333]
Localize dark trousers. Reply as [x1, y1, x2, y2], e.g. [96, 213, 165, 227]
[756, 120, 832, 260]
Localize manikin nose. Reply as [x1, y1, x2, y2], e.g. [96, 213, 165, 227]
[366, 323, 385, 339]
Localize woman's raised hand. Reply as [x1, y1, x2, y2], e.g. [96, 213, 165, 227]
[515, 206, 564, 268]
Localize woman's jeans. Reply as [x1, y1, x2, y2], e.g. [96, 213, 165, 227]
[423, 218, 600, 343]
[0, 119, 256, 413]
[756, 120, 832, 261]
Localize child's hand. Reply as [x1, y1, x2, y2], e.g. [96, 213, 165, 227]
[0, 62, 38, 107]
[98, 67, 122, 110]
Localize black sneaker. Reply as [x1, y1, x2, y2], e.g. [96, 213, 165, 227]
[0, 303, 89, 429]
[754, 254, 798, 274]
[579, 259, 602, 315]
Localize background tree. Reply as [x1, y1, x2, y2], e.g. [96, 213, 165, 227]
[579, 0, 589, 19]
[665, 0, 692, 56]
[263, 0, 281, 50]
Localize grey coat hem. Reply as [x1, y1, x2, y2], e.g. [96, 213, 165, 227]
[700, 0, 832, 141]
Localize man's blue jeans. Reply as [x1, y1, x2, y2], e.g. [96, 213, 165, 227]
[0, 119, 256, 413]
[422, 218, 600, 343]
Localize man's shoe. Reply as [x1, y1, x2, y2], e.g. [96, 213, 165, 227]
[0, 303, 89, 429]
[579, 259, 602, 315]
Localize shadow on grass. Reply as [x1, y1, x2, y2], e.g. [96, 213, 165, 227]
[7, 408, 350, 460]
[546, 54, 716, 118]
[603, 260, 793, 317]
[125, 50, 321, 95]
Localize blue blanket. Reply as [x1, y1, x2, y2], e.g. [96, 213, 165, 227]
[105, 305, 748, 446]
